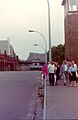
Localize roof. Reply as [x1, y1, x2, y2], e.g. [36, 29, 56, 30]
[27, 52, 45, 62]
[62, 0, 65, 5]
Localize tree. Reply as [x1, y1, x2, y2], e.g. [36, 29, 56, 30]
[47, 44, 65, 64]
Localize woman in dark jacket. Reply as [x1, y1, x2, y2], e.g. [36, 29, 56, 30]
[55, 62, 60, 85]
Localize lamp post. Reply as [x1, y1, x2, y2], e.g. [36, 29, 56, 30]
[28, 30, 47, 64]
[34, 43, 47, 63]
[34, 43, 45, 51]
[47, 0, 52, 62]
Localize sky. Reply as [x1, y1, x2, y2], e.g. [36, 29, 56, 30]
[0, 0, 64, 60]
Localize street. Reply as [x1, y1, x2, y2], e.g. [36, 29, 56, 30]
[0, 71, 41, 119]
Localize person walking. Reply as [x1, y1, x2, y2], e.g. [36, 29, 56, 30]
[61, 60, 69, 85]
[42, 63, 48, 79]
[48, 61, 55, 86]
[41, 63, 48, 87]
[55, 62, 60, 85]
[68, 61, 77, 87]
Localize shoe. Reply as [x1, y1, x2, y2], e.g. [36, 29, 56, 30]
[74, 84, 77, 87]
[55, 82, 58, 85]
[64, 83, 66, 85]
[70, 84, 72, 87]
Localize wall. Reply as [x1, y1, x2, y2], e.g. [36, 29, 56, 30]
[65, 11, 78, 65]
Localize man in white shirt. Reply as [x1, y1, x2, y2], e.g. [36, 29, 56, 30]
[48, 61, 55, 86]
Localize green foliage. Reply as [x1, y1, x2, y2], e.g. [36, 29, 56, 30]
[47, 44, 65, 64]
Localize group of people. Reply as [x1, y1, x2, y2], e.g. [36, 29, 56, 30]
[61, 60, 77, 87]
[41, 59, 78, 87]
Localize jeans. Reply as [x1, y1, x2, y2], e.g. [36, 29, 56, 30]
[63, 71, 68, 84]
[49, 73, 54, 86]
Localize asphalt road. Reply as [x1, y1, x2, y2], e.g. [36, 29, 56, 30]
[0, 71, 41, 120]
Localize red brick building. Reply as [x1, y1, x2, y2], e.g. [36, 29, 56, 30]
[0, 54, 18, 71]
[62, 0, 78, 65]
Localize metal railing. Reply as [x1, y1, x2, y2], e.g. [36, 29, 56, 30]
[43, 74, 47, 120]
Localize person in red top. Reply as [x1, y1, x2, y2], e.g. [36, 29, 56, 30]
[42, 63, 48, 79]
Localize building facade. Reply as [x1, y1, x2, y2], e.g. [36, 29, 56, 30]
[0, 54, 18, 71]
[0, 40, 10, 55]
[0, 38, 17, 58]
[0, 38, 19, 71]
[62, 0, 78, 65]
[27, 53, 45, 70]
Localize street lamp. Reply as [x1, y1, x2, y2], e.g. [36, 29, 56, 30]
[28, 30, 47, 64]
[28, 0, 52, 62]
[29, 30, 47, 120]
[34, 43, 45, 51]
[47, 0, 52, 62]
[34, 43, 47, 63]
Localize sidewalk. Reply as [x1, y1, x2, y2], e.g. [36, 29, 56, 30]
[46, 80, 78, 119]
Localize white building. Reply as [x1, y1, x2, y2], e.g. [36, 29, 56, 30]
[0, 38, 17, 58]
[10, 45, 17, 58]
[62, 0, 78, 15]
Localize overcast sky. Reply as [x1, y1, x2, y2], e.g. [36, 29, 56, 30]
[0, 0, 64, 60]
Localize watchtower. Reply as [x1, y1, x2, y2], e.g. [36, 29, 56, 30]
[62, 0, 78, 64]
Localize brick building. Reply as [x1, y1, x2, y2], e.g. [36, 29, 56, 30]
[0, 54, 18, 71]
[0, 39, 19, 71]
[62, 0, 78, 65]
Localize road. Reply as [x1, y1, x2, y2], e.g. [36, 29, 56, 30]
[0, 71, 41, 119]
